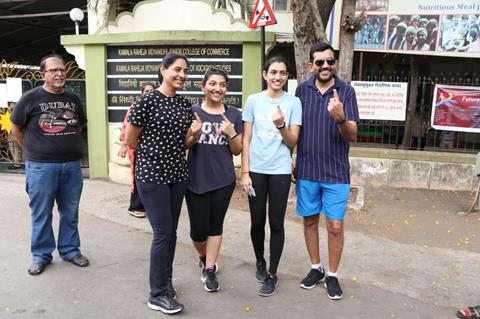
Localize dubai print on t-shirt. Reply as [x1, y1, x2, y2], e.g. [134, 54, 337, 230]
[38, 101, 80, 134]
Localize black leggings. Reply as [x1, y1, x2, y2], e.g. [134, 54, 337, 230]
[185, 182, 235, 242]
[129, 155, 144, 212]
[248, 172, 291, 275]
[137, 180, 187, 298]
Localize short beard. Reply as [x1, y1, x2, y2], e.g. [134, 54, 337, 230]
[316, 70, 334, 83]
[53, 81, 66, 88]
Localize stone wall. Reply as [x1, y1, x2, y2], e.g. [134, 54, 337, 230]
[350, 148, 477, 191]
[109, 147, 479, 191]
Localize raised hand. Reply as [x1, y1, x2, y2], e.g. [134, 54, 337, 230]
[272, 105, 285, 127]
[191, 112, 203, 138]
[327, 89, 346, 122]
[220, 113, 236, 138]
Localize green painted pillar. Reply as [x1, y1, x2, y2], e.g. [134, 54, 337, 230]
[84, 44, 108, 178]
[242, 42, 262, 108]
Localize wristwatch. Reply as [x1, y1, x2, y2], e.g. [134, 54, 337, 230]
[336, 118, 346, 125]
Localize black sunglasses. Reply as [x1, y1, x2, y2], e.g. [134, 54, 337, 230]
[314, 58, 336, 67]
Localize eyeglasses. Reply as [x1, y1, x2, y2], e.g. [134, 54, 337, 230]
[44, 68, 66, 74]
[314, 58, 336, 67]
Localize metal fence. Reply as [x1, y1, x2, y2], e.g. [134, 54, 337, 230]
[352, 71, 480, 153]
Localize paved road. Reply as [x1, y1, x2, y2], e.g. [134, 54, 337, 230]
[1, 173, 474, 318]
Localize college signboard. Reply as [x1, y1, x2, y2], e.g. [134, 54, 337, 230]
[106, 45, 243, 122]
[431, 84, 480, 133]
[354, 0, 480, 57]
[352, 81, 408, 120]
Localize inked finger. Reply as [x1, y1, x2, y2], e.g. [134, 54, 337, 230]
[221, 113, 230, 123]
[194, 112, 202, 122]
[333, 89, 339, 100]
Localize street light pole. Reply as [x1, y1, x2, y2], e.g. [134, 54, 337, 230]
[69, 8, 84, 35]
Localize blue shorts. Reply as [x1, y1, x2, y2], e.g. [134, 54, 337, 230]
[296, 179, 350, 221]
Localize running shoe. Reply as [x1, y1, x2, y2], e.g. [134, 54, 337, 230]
[300, 267, 326, 289]
[324, 275, 343, 300]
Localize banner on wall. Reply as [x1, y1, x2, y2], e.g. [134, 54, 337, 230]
[352, 81, 408, 120]
[431, 84, 480, 132]
[354, 0, 480, 56]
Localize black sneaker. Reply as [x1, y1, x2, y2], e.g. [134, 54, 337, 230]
[147, 294, 184, 314]
[204, 268, 220, 292]
[300, 267, 326, 289]
[324, 275, 343, 300]
[166, 279, 176, 299]
[255, 260, 267, 283]
[258, 273, 278, 297]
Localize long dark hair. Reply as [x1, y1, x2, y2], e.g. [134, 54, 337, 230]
[158, 52, 189, 84]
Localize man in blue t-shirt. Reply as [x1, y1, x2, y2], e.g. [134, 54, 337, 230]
[11, 55, 89, 276]
[294, 42, 360, 300]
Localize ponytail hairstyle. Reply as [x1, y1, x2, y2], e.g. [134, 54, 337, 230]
[158, 52, 189, 84]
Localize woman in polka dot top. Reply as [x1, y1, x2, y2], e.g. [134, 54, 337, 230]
[125, 52, 201, 314]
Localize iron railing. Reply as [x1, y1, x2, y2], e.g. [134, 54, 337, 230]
[352, 71, 480, 153]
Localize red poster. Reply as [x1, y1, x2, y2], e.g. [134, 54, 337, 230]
[431, 85, 480, 133]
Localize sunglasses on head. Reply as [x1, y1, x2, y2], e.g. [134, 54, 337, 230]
[314, 58, 336, 67]
[207, 66, 227, 75]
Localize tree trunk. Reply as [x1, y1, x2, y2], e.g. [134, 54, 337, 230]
[401, 55, 418, 149]
[290, 0, 335, 83]
[246, 0, 256, 19]
[337, 0, 355, 83]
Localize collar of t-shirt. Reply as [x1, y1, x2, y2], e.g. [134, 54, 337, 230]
[196, 103, 229, 114]
[156, 91, 168, 98]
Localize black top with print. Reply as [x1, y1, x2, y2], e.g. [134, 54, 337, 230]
[128, 91, 193, 184]
[10, 86, 86, 162]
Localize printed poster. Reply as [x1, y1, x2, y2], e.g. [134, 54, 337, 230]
[431, 84, 480, 132]
[351, 81, 408, 120]
[353, 0, 480, 57]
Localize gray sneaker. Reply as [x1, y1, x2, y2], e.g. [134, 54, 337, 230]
[255, 260, 267, 283]
[204, 268, 220, 292]
[300, 267, 326, 289]
[258, 274, 278, 297]
[166, 279, 176, 299]
[147, 294, 184, 314]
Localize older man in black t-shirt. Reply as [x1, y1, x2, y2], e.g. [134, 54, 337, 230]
[11, 54, 89, 275]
